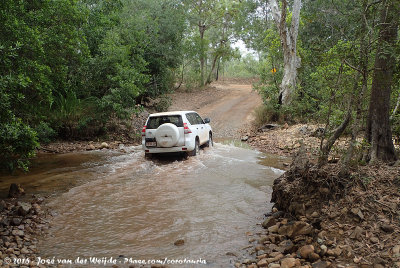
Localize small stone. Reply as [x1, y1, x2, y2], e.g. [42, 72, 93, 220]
[20, 248, 29, 254]
[269, 253, 284, 262]
[380, 224, 394, 233]
[309, 252, 320, 262]
[100, 142, 109, 149]
[268, 224, 280, 233]
[226, 252, 237, 257]
[11, 218, 22, 226]
[257, 258, 269, 267]
[320, 245, 327, 256]
[393, 245, 400, 256]
[262, 217, 277, 229]
[87, 144, 96, 150]
[350, 208, 364, 220]
[311, 211, 319, 218]
[0, 200, 6, 212]
[255, 244, 265, 251]
[299, 245, 315, 259]
[17, 202, 32, 216]
[370, 236, 379, 243]
[279, 239, 296, 254]
[312, 261, 331, 268]
[241, 136, 249, 141]
[173, 239, 184, 246]
[351, 226, 364, 241]
[12, 230, 24, 236]
[331, 247, 342, 257]
[280, 257, 300, 268]
[278, 221, 313, 238]
[269, 264, 281, 268]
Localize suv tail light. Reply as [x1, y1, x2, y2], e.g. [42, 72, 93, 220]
[183, 123, 192, 134]
[141, 126, 146, 136]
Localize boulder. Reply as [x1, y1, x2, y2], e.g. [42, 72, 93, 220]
[8, 184, 25, 198]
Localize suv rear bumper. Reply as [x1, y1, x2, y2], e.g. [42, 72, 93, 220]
[142, 140, 196, 154]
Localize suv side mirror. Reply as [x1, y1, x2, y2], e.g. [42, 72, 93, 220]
[204, 118, 210, 123]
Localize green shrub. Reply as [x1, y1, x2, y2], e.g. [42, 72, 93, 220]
[0, 117, 39, 172]
[253, 104, 280, 127]
[35, 121, 56, 144]
[154, 95, 172, 112]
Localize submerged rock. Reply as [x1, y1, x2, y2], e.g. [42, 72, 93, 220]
[174, 239, 184, 246]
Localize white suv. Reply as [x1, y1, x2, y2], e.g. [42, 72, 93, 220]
[141, 111, 213, 157]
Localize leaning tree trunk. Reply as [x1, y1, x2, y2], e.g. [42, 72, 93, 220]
[364, 0, 398, 163]
[270, 0, 301, 106]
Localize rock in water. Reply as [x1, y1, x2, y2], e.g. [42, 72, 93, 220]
[8, 183, 25, 198]
[174, 239, 184, 246]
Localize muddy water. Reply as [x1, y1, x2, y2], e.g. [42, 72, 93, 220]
[1, 144, 286, 266]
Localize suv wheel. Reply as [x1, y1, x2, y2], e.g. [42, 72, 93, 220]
[206, 133, 213, 147]
[188, 139, 200, 156]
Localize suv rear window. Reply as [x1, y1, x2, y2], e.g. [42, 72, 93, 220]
[146, 115, 183, 129]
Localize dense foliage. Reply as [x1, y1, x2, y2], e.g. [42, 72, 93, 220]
[1, 0, 398, 171]
[0, 0, 188, 171]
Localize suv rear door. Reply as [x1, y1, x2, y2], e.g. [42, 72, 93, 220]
[145, 115, 185, 147]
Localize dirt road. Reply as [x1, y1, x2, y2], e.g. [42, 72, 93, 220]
[169, 81, 262, 139]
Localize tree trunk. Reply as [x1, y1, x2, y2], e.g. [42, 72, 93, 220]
[199, 25, 205, 87]
[340, 0, 369, 176]
[270, 0, 301, 106]
[215, 58, 220, 81]
[364, 0, 398, 163]
[206, 53, 219, 85]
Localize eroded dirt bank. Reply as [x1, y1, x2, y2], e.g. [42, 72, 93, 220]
[235, 153, 400, 268]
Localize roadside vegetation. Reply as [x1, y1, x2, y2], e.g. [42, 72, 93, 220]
[1, 0, 399, 174]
